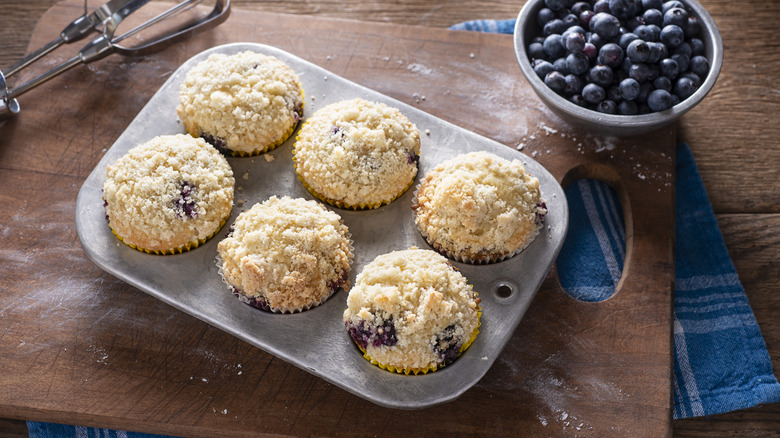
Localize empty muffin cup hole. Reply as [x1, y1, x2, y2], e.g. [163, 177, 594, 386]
[494, 282, 515, 299]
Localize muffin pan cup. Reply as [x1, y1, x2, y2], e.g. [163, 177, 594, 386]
[76, 42, 569, 409]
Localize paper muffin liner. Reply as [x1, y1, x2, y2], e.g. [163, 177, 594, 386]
[215, 223, 354, 314]
[107, 215, 229, 256]
[190, 85, 305, 158]
[353, 308, 482, 375]
[292, 129, 418, 210]
[411, 181, 545, 264]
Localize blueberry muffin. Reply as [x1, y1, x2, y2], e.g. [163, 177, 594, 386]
[102, 134, 234, 254]
[343, 248, 481, 374]
[293, 98, 420, 209]
[413, 151, 547, 264]
[177, 50, 304, 156]
[217, 196, 353, 313]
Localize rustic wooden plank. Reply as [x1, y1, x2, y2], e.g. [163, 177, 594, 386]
[0, 1, 676, 436]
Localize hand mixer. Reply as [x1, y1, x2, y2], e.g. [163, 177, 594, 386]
[0, 0, 230, 119]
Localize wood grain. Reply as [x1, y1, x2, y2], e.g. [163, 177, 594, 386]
[1, 1, 676, 437]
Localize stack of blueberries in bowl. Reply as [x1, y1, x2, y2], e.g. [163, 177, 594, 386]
[513, 0, 722, 136]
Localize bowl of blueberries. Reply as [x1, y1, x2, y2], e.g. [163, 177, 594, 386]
[513, 0, 722, 136]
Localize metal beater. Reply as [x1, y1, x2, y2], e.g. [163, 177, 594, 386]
[0, 0, 230, 119]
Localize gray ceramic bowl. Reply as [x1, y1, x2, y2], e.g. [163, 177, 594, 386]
[513, 0, 723, 136]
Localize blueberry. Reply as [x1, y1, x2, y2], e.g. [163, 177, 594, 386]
[653, 75, 672, 92]
[607, 84, 623, 102]
[608, 0, 641, 19]
[564, 31, 587, 53]
[582, 42, 598, 60]
[598, 43, 624, 68]
[566, 52, 590, 75]
[564, 25, 587, 37]
[596, 99, 618, 114]
[647, 89, 672, 111]
[662, 1, 685, 14]
[588, 64, 614, 87]
[533, 59, 555, 79]
[544, 18, 567, 36]
[647, 62, 661, 81]
[642, 0, 663, 10]
[173, 181, 198, 219]
[562, 13, 580, 27]
[663, 7, 689, 28]
[570, 94, 588, 107]
[544, 0, 569, 11]
[434, 325, 463, 365]
[673, 41, 692, 58]
[680, 71, 702, 87]
[347, 318, 398, 349]
[619, 78, 641, 100]
[201, 133, 229, 154]
[637, 81, 654, 103]
[545, 71, 568, 94]
[633, 25, 655, 42]
[686, 16, 701, 37]
[674, 76, 697, 100]
[646, 24, 662, 41]
[643, 8, 663, 26]
[624, 15, 645, 32]
[618, 100, 639, 114]
[647, 41, 667, 63]
[543, 34, 566, 58]
[553, 57, 570, 74]
[564, 74, 586, 95]
[671, 53, 690, 72]
[529, 42, 546, 60]
[588, 31, 605, 48]
[593, 0, 611, 13]
[627, 39, 650, 62]
[590, 12, 621, 39]
[690, 38, 705, 56]
[619, 32, 640, 49]
[579, 10, 596, 28]
[660, 24, 684, 48]
[659, 57, 680, 78]
[690, 55, 710, 77]
[537, 8, 556, 26]
[629, 62, 651, 82]
[571, 1, 591, 15]
[583, 83, 606, 103]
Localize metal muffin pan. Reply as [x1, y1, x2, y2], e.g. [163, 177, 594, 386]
[76, 42, 569, 409]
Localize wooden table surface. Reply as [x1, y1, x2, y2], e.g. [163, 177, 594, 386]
[1, 0, 778, 437]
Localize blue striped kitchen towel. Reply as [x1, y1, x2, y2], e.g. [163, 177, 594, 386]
[451, 18, 780, 420]
[26, 422, 174, 438]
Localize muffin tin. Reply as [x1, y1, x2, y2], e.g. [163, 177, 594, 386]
[75, 42, 568, 409]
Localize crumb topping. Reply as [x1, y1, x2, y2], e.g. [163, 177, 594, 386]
[177, 51, 303, 154]
[103, 134, 234, 252]
[217, 196, 353, 312]
[343, 248, 480, 370]
[294, 98, 420, 208]
[414, 151, 545, 262]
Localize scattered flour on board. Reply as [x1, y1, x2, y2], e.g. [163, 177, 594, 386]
[407, 63, 432, 75]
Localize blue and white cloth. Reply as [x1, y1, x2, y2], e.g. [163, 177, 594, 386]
[26, 19, 780, 438]
[556, 144, 780, 419]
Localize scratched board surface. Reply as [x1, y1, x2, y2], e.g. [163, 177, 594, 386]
[0, 1, 675, 436]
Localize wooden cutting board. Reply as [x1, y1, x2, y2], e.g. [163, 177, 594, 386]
[0, 1, 676, 436]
